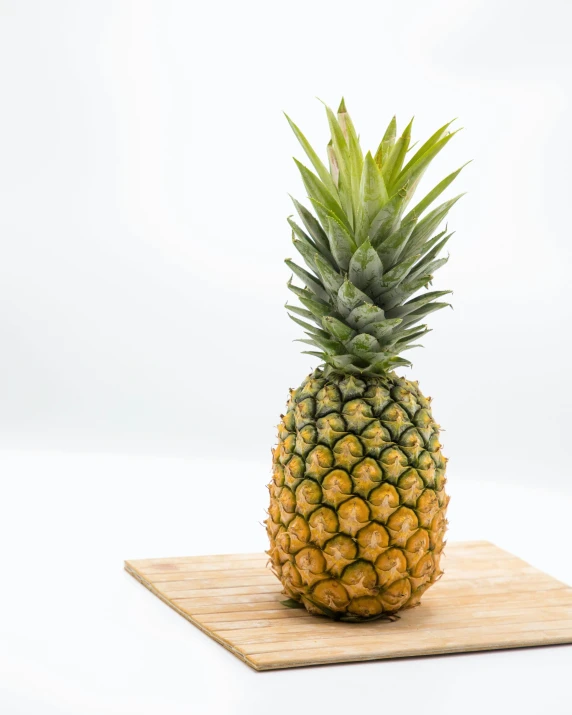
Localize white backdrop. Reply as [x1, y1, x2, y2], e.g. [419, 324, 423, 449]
[2, 3, 572, 713]
[1, 0, 571, 488]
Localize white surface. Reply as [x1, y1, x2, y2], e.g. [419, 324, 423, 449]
[1, 2, 572, 711]
[0, 450, 570, 714]
[0, 0, 571, 489]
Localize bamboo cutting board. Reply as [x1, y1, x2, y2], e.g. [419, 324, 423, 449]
[124, 541, 572, 671]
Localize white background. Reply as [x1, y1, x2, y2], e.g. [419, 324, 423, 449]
[0, 1, 571, 713]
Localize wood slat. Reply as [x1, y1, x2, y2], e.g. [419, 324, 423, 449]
[223, 605, 572, 647]
[158, 584, 283, 599]
[129, 552, 265, 568]
[125, 541, 572, 671]
[241, 618, 572, 657]
[148, 567, 276, 583]
[137, 558, 268, 575]
[170, 580, 567, 611]
[251, 630, 572, 670]
[177, 574, 572, 630]
[155, 573, 277, 593]
[172, 592, 284, 608]
[183, 596, 572, 622]
[406, 586, 572, 607]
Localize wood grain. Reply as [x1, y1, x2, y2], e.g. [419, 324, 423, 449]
[125, 541, 572, 671]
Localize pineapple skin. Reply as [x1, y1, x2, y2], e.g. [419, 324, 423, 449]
[266, 368, 449, 620]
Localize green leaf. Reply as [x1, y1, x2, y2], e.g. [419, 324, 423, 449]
[390, 328, 431, 350]
[284, 113, 338, 196]
[294, 160, 351, 232]
[325, 104, 350, 183]
[392, 124, 459, 194]
[337, 99, 359, 148]
[401, 121, 454, 172]
[395, 342, 423, 353]
[327, 354, 360, 371]
[374, 116, 396, 169]
[314, 254, 344, 296]
[360, 152, 389, 226]
[336, 278, 374, 316]
[377, 274, 433, 312]
[285, 303, 319, 323]
[298, 294, 332, 318]
[327, 216, 356, 271]
[394, 325, 431, 352]
[369, 192, 406, 247]
[408, 256, 449, 284]
[348, 241, 384, 294]
[290, 220, 336, 270]
[403, 163, 470, 225]
[346, 303, 386, 330]
[375, 219, 417, 267]
[331, 362, 369, 375]
[324, 104, 355, 226]
[290, 197, 331, 254]
[309, 198, 355, 244]
[298, 333, 346, 355]
[292, 237, 320, 274]
[369, 356, 412, 373]
[391, 324, 430, 344]
[386, 290, 452, 319]
[309, 197, 334, 233]
[288, 312, 331, 337]
[400, 195, 464, 260]
[337, 98, 363, 208]
[376, 253, 421, 294]
[400, 174, 425, 213]
[287, 213, 333, 260]
[353, 202, 370, 247]
[327, 141, 340, 188]
[356, 351, 395, 364]
[414, 230, 451, 264]
[322, 316, 356, 342]
[363, 318, 403, 341]
[287, 217, 315, 247]
[382, 118, 413, 186]
[287, 279, 327, 304]
[301, 351, 326, 360]
[346, 333, 382, 357]
[399, 301, 450, 328]
[381, 135, 404, 185]
[336, 98, 348, 125]
[285, 259, 329, 301]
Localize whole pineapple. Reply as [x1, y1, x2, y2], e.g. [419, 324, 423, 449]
[266, 100, 467, 621]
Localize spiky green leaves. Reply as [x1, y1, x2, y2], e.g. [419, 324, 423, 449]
[326, 216, 356, 270]
[285, 99, 467, 376]
[349, 241, 383, 293]
[360, 152, 389, 226]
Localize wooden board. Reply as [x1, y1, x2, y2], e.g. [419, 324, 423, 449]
[124, 541, 572, 671]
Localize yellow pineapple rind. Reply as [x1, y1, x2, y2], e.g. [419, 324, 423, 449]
[266, 368, 449, 620]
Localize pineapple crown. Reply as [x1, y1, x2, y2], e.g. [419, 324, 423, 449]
[285, 98, 468, 377]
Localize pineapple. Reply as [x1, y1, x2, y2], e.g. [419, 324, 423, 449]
[266, 100, 467, 621]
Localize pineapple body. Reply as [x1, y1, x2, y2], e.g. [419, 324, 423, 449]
[266, 368, 449, 620]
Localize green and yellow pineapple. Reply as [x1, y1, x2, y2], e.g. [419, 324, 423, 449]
[266, 100, 467, 621]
